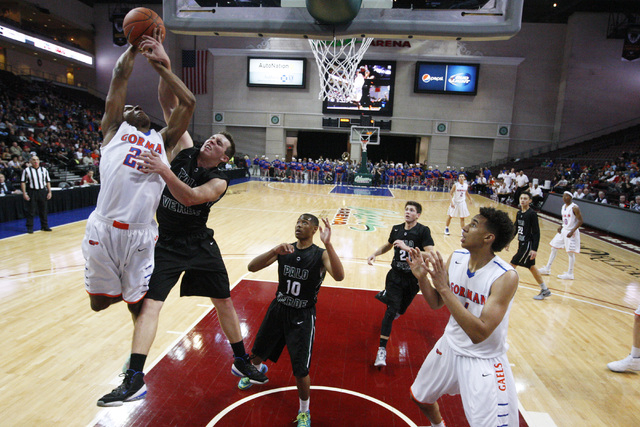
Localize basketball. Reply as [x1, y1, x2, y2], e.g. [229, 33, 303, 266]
[122, 7, 165, 47]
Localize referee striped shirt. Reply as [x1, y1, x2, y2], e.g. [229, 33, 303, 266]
[21, 166, 50, 190]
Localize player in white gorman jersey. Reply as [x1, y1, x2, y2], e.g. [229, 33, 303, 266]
[445, 174, 474, 236]
[83, 32, 196, 316]
[407, 207, 519, 427]
[538, 191, 584, 280]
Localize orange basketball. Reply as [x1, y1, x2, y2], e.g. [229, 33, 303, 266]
[122, 7, 165, 47]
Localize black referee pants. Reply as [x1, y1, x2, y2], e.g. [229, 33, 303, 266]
[26, 189, 49, 230]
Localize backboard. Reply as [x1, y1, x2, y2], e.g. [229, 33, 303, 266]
[164, 0, 524, 41]
[351, 126, 380, 146]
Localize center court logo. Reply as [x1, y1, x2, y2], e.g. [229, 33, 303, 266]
[331, 207, 401, 232]
[421, 74, 444, 83]
[448, 73, 472, 86]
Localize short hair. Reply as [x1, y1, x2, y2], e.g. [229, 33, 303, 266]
[405, 201, 422, 214]
[478, 207, 514, 253]
[220, 131, 236, 159]
[300, 213, 319, 226]
[520, 191, 532, 199]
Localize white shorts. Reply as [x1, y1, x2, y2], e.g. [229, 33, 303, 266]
[411, 336, 519, 427]
[82, 212, 158, 303]
[549, 228, 580, 253]
[448, 201, 470, 218]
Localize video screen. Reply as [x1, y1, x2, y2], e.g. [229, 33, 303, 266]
[414, 62, 479, 95]
[247, 57, 306, 89]
[323, 60, 396, 116]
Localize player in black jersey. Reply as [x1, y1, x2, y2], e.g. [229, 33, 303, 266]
[367, 201, 435, 367]
[97, 36, 266, 407]
[239, 213, 344, 427]
[509, 191, 550, 300]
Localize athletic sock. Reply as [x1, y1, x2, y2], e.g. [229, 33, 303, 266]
[540, 282, 548, 291]
[432, 421, 446, 427]
[567, 252, 575, 274]
[631, 346, 640, 358]
[129, 353, 147, 372]
[380, 338, 388, 348]
[299, 398, 310, 413]
[230, 341, 247, 359]
[546, 247, 558, 269]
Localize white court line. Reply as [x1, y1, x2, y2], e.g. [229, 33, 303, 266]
[518, 284, 635, 316]
[86, 272, 251, 427]
[206, 385, 418, 427]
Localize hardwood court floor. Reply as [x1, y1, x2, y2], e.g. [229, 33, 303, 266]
[1, 180, 639, 426]
[92, 280, 528, 427]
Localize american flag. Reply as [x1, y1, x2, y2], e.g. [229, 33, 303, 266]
[182, 50, 208, 95]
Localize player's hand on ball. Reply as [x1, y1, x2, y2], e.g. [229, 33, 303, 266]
[139, 35, 169, 68]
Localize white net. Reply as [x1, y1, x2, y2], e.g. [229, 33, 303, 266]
[308, 37, 374, 102]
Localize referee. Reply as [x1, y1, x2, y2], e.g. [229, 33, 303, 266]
[20, 156, 52, 233]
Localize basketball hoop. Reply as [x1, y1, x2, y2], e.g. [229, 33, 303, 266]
[350, 126, 379, 146]
[308, 37, 373, 102]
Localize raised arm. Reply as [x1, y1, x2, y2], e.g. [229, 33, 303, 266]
[148, 30, 193, 161]
[139, 36, 195, 154]
[248, 243, 294, 272]
[426, 251, 518, 344]
[101, 45, 138, 146]
[319, 218, 344, 281]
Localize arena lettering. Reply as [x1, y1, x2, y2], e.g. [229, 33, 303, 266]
[371, 39, 412, 48]
[581, 245, 640, 278]
[494, 363, 506, 391]
[283, 265, 309, 281]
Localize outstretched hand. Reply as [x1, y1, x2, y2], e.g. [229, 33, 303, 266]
[407, 247, 429, 280]
[423, 251, 449, 293]
[319, 217, 332, 245]
[139, 29, 169, 68]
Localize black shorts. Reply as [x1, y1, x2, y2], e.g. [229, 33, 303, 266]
[375, 268, 420, 315]
[510, 241, 536, 268]
[146, 229, 230, 302]
[251, 300, 316, 378]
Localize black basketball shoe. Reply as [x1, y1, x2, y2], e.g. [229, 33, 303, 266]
[231, 356, 269, 385]
[97, 369, 147, 407]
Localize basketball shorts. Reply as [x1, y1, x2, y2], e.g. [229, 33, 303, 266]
[82, 212, 158, 304]
[447, 201, 470, 218]
[375, 268, 420, 315]
[251, 300, 316, 378]
[549, 228, 580, 253]
[145, 229, 230, 302]
[411, 336, 519, 427]
[510, 241, 536, 268]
